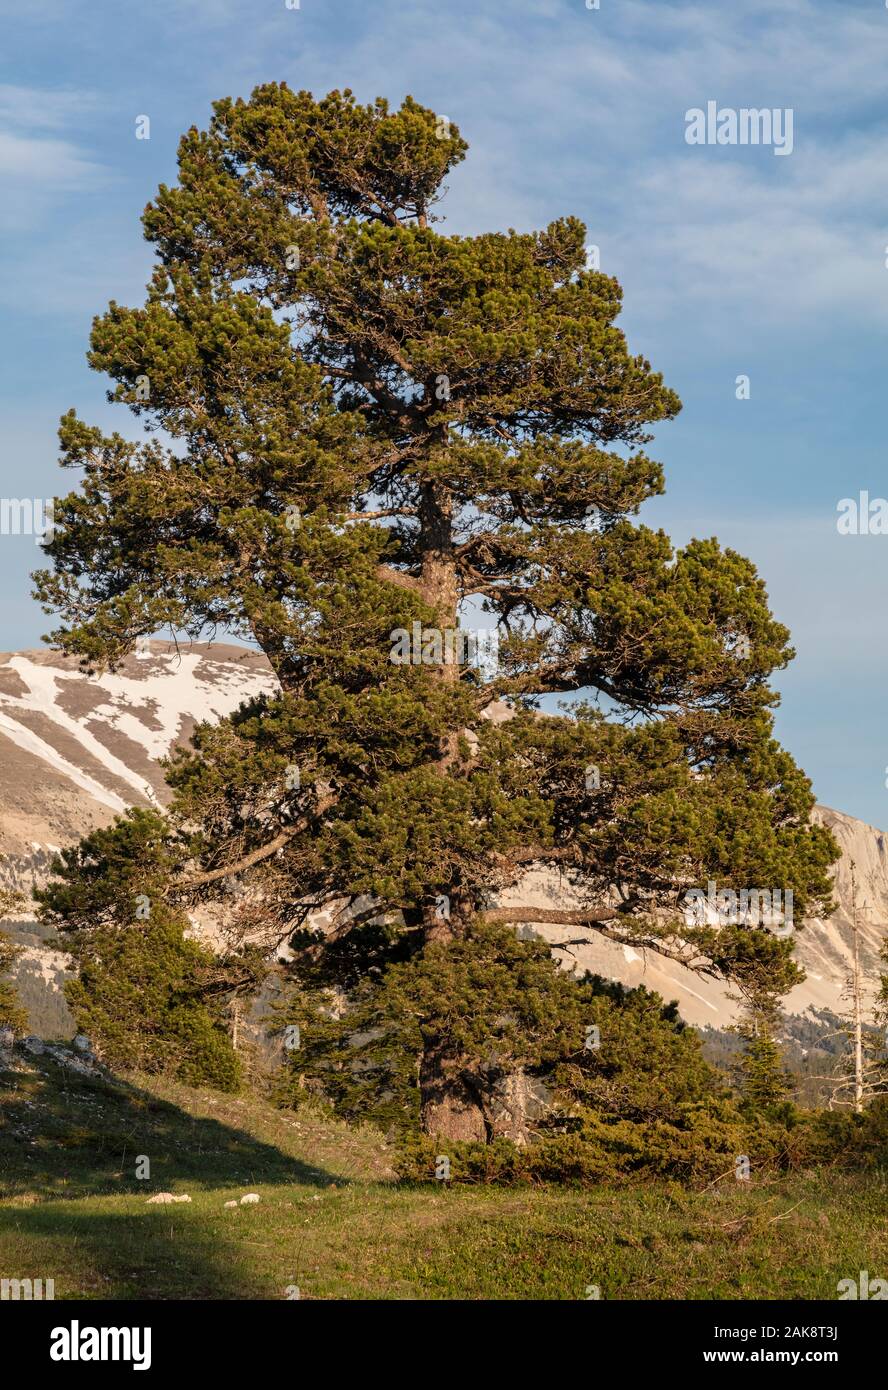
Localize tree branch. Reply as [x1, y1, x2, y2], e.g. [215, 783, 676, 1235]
[343, 508, 416, 521]
[482, 906, 620, 925]
[376, 563, 423, 593]
[504, 846, 580, 866]
[177, 828, 298, 889]
[177, 795, 336, 890]
[482, 906, 723, 979]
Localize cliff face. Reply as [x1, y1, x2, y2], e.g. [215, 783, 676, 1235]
[502, 805, 887, 1027]
[792, 805, 888, 1019]
[0, 641, 884, 1032]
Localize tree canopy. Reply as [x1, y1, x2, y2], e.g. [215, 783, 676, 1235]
[34, 86, 838, 1138]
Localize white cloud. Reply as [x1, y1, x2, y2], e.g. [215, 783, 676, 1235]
[605, 133, 888, 330]
[0, 84, 96, 131]
[0, 130, 102, 186]
[0, 86, 106, 233]
[250, 0, 888, 330]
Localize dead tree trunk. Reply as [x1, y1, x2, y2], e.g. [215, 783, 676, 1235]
[850, 863, 864, 1115]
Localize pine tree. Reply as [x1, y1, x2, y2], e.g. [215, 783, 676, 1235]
[736, 1008, 790, 1113]
[0, 885, 28, 1036]
[0, 932, 28, 1037]
[35, 810, 245, 1089]
[34, 86, 838, 1139]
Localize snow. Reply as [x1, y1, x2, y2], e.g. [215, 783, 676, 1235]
[0, 709, 128, 812]
[4, 657, 158, 805]
[85, 652, 277, 761]
[0, 650, 277, 813]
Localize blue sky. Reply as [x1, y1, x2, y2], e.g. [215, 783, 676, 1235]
[1, 0, 888, 824]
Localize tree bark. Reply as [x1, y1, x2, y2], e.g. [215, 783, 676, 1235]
[418, 904, 489, 1139]
[850, 862, 864, 1115]
[482, 906, 621, 925]
[416, 478, 485, 1138]
[419, 1042, 489, 1143]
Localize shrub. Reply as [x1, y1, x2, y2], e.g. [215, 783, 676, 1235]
[0, 929, 28, 1035]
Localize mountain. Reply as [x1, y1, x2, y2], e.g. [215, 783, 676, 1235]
[507, 802, 888, 1027]
[0, 640, 275, 898]
[0, 640, 884, 1032]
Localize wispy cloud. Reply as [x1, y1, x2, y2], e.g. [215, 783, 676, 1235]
[263, 0, 888, 328]
[606, 133, 888, 329]
[0, 85, 106, 232]
[0, 84, 96, 130]
[0, 130, 101, 185]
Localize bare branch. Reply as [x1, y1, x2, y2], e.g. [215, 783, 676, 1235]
[342, 509, 416, 521]
[177, 829, 299, 890]
[482, 906, 620, 926]
[177, 795, 336, 890]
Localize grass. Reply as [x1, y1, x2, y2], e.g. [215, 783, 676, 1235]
[1, 1054, 886, 1300]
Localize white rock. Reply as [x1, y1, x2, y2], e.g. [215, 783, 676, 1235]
[146, 1192, 191, 1204]
[45, 1044, 98, 1076]
[223, 1200, 238, 1209]
[240, 1193, 260, 1205]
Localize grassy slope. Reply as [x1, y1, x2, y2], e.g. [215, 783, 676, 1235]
[1, 1055, 885, 1301]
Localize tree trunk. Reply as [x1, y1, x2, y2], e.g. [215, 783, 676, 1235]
[418, 481, 458, 626]
[418, 902, 488, 1140]
[413, 479, 537, 1144]
[484, 1069, 546, 1147]
[850, 863, 864, 1115]
[419, 1042, 489, 1142]
[416, 480, 486, 1138]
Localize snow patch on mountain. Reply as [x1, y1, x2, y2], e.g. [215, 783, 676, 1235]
[0, 640, 277, 879]
[3, 650, 276, 783]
